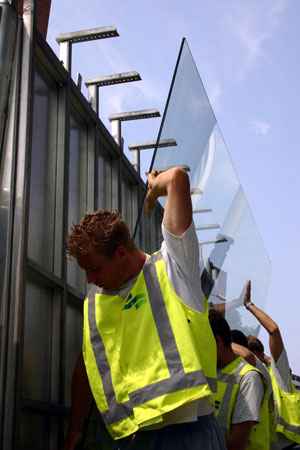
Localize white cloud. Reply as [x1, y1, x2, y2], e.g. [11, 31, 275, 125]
[105, 91, 126, 114]
[270, 0, 289, 23]
[250, 119, 271, 136]
[223, 0, 288, 79]
[95, 40, 163, 102]
[93, 40, 164, 121]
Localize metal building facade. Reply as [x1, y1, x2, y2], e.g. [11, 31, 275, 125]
[0, 3, 162, 448]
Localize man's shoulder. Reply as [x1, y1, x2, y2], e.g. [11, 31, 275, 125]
[240, 369, 264, 390]
[161, 221, 203, 274]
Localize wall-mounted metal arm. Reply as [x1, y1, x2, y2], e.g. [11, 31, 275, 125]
[85, 72, 142, 116]
[128, 138, 176, 151]
[56, 26, 119, 44]
[193, 208, 212, 214]
[86, 71, 141, 87]
[196, 224, 221, 231]
[191, 187, 203, 195]
[199, 238, 228, 245]
[128, 138, 177, 174]
[109, 109, 160, 122]
[56, 26, 119, 72]
[108, 108, 158, 151]
[154, 164, 190, 173]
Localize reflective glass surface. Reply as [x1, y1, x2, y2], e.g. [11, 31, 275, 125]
[151, 39, 271, 333]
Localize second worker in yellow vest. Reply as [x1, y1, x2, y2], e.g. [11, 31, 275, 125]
[244, 280, 300, 449]
[209, 309, 270, 450]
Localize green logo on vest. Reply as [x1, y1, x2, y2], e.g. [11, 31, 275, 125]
[123, 293, 146, 310]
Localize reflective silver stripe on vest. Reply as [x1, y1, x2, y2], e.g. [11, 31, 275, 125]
[277, 416, 300, 435]
[143, 253, 191, 375]
[88, 296, 133, 423]
[217, 382, 235, 429]
[207, 377, 217, 393]
[130, 369, 207, 406]
[219, 373, 242, 384]
[216, 359, 248, 429]
[88, 251, 214, 425]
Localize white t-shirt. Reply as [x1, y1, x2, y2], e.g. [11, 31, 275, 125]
[158, 221, 214, 424]
[271, 348, 293, 393]
[231, 370, 264, 424]
[255, 357, 273, 396]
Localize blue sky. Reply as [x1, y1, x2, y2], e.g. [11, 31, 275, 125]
[48, 0, 300, 373]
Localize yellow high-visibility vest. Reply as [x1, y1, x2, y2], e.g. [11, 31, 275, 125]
[269, 366, 300, 444]
[83, 252, 217, 439]
[215, 357, 270, 450]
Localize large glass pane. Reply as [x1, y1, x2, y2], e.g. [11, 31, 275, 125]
[152, 41, 216, 180]
[27, 71, 57, 271]
[67, 115, 87, 292]
[145, 39, 271, 334]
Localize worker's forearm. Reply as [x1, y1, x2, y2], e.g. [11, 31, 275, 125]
[227, 423, 253, 450]
[246, 303, 279, 335]
[148, 167, 189, 201]
[146, 167, 192, 235]
[247, 303, 284, 362]
[227, 435, 248, 450]
[163, 169, 192, 235]
[232, 343, 257, 366]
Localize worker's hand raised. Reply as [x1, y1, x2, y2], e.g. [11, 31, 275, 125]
[243, 280, 252, 308]
[144, 170, 166, 214]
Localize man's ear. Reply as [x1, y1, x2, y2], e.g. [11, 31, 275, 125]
[114, 245, 127, 259]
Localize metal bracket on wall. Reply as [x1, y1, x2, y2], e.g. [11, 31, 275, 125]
[56, 26, 119, 73]
[85, 72, 141, 117]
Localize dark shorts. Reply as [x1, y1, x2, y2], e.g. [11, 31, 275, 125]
[118, 414, 227, 450]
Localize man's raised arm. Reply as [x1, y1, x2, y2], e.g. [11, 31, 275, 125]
[244, 280, 284, 362]
[145, 167, 192, 236]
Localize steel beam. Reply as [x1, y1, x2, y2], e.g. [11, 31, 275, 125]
[56, 26, 119, 72]
[196, 224, 221, 231]
[109, 109, 160, 122]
